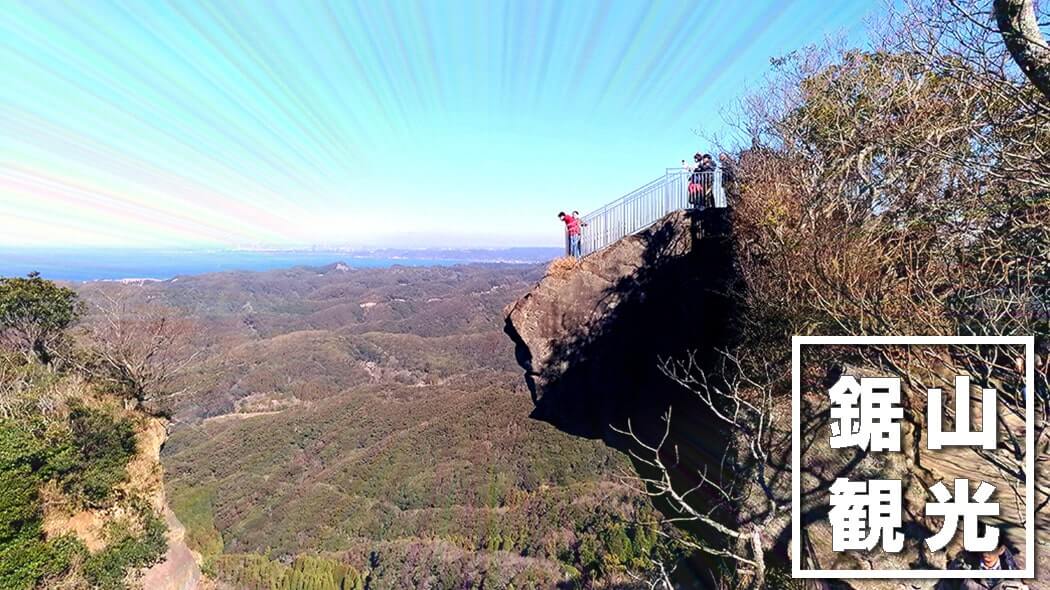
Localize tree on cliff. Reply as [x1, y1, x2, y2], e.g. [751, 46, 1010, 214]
[725, 0, 1048, 577]
[0, 275, 199, 412]
[615, 351, 785, 590]
[0, 276, 172, 589]
[0, 273, 82, 366]
[724, 0, 1048, 360]
[78, 287, 198, 411]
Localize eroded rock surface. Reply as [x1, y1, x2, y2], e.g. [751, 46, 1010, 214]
[504, 208, 736, 442]
[137, 419, 203, 590]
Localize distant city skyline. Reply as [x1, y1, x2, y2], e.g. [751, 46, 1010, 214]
[2, 0, 874, 248]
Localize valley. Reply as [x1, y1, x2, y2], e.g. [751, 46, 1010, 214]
[75, 262, 671, 588]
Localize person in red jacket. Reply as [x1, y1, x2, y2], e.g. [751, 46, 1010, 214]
[558, 211, 583, 257]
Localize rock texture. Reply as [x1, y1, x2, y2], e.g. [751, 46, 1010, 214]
[139, 505, 202, 590]
[136, 418, 203, 590]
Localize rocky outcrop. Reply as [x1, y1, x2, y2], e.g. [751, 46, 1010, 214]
[139, 505, 202, 590]
[505, 208, 736, 443]
[504, 209, 1047, 587]
[137, 418, 203, 590]
[504, 209, 740, 586]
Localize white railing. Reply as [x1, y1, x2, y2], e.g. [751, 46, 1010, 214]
[568, 168, 726, 258]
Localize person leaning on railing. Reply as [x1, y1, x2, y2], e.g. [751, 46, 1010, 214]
[686, 153, 717, 208]
[572, 211, 588, 254]
[558, 211, 584, 258]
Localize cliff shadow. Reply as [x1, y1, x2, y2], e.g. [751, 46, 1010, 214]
[506, 208, 742, 587]
[507, 208, 738, 445]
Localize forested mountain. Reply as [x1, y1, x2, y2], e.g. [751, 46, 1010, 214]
[72, 263, 674, 589]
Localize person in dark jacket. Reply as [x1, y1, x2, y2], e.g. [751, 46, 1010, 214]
[698, 153, 716, 172]
[937, 541, 1025, 590]
[697, 154, 717, 207]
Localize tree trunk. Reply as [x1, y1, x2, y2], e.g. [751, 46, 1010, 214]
[733, 526, 766, 590]
[32, 338, 51, 366]
[748, 527, 765, 590]
[994, 0, 1050, 100]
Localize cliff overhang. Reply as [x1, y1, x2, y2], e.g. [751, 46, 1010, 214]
[504, 208, 736, 443]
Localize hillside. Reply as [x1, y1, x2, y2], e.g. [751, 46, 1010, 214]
[0, 271, 200, 590]
[75, 263, 677, 588]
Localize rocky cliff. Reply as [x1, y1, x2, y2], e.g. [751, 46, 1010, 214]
[504, 209, 1048, 588]
[504, 208, 737, 444]
[41, 415, 203, 590]
[136, 419, 203, 590]
[504, 208, 740, 585]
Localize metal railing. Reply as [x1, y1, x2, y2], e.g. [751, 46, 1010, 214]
[566, 168, 726, 258]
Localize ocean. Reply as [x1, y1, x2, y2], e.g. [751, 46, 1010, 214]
[0, 248, 560, 282]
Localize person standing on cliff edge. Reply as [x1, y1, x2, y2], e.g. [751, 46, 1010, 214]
[558, 211, 583, 258]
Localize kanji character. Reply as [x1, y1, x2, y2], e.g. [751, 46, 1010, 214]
[829, 477, 905, 552]
[928, 375, 997, 450]
[925, 479, 1000, 552]
[829, 376, 903, 452]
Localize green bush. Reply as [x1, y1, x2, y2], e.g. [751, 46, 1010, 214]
[82, 501, 167, 590]
[62, 405, 137, 505]
[0, 420, 84, 589]
[0, 531, 85, 590]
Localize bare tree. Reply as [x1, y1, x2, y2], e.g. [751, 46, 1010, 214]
[614, 350, 788, 590]
[80, 287, 198, 411]
[994, 0, 1050, 99]
[664, 0, 1050, 580]
[623, 558, 677, 590]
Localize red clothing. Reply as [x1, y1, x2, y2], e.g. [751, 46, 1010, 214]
[562, 215, 582, 236]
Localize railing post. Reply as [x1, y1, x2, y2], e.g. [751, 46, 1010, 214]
[714, 168, 724, 208]
[664, 170, 671, 215]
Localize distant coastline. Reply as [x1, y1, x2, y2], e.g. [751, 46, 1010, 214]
[0, 247, 561, 282]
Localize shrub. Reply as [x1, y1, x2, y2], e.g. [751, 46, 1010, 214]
[82, 502, 167, 590]
[0, 532, 85, 590]
[0, 273, 82, 365]
[62, 405, 137, 505]
[0, 419, 84, 589]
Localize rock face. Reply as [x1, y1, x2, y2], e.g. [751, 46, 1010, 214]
[504, 209, 741, 587]
[504, 208, 737, 443]
[139, 505, 202, 590]
[504, 209, 1047, 587]
[137, 419, 203, 590]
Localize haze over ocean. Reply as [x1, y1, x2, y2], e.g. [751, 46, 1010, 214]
[0, 247, 561, 282]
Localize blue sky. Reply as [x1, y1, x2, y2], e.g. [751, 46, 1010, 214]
[1, 1, 875, 248]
